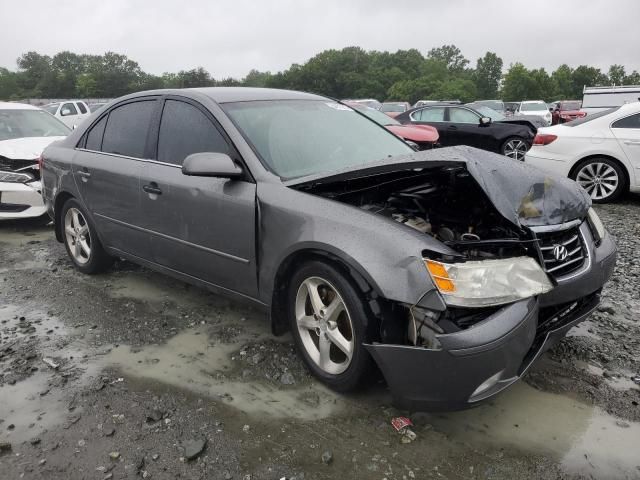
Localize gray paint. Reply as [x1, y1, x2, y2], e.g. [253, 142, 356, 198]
[41, 87, 617, 411]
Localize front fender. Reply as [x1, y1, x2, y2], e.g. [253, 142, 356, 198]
[257, 182, 452, 307]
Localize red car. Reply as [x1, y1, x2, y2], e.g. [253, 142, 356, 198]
[551, 101, 586, 125]
[345, 102, 439, 149]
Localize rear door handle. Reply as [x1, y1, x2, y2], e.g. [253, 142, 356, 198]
[142, 183, 162, 195]
[77, 169, 91, 181]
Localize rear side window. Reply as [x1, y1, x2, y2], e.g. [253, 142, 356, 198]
[77, 102, 88, 114]
[612, 113, 640, 129]
[102, 101, 155, 158]
[157, 100, 229, 165]
[85, 115, 107, 151]
[413, 107, 445, 122]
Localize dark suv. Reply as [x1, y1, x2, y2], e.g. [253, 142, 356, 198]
[41, 88, 616, 411]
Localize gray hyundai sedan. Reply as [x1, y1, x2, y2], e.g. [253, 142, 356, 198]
[41, 88, 616, 410]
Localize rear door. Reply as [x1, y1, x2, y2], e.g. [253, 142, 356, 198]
[409, 107, 449, 144]
[611, 112, 640, 171]
[73, 98, 159, 257]
[139, 97, 258, 297]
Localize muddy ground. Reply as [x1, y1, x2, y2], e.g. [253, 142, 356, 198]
[1, 196, 639, 480]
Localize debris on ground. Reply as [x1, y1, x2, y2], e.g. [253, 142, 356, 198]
[182, 438, 207, 461]
[321, 449, 333, 465]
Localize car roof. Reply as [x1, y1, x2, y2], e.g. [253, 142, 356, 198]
[127, 87, 326, 104]
[520, 100, 546, 104]
[0, 101, 41, 110]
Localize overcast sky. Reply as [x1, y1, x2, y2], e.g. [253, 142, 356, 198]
[1, 0, 639, 78]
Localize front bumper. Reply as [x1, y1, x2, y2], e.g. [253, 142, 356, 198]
[0, 181, 46, 220]
[366, 228, 617, 411]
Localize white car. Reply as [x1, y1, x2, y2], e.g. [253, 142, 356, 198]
[516, 100, 552, 126]
[524, 102, 640, 203]
[42, 100, 91, 128]
[0, 102, 69, 220]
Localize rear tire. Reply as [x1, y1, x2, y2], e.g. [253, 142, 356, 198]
[571, 157, 626, 203]
[287, 261, 376, 392]
[501, 136, 529, 161]
[60, 198, 113, 274]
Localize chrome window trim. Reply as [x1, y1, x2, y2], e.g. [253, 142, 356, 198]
[75, 148, 181, 169]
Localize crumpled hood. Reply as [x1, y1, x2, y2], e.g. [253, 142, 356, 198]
[0, 136, 66, 160]
[287, 146, 591, 228]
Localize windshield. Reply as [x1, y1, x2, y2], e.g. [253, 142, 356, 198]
[0, 109, 70, 141]
[520, 102, 547, 112]
[43, 104, 59, 115]
[560, 101, 581, 111]
[473, 106, 506, 120]
[223, 100, 413, 179]
[380, 103, 406, 113]
[565, 107, 619, 126]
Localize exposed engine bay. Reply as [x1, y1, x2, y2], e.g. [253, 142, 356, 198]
[302, 165, 536, 261]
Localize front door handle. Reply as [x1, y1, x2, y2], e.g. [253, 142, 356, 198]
[448, 125, 458, 130]
[77, 169, 91, 182]
[143, 183, 162, 195]
[623, 140, 640, 145]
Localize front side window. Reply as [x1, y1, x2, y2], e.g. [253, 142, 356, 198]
[157, 100, 229, 165]
[223, 100, 412, 179]
[449, 108, 480, 124]
[101, 100, 155, 158]
[612, 113, 640, 129]
[413, 107, 445, 122]
[61, 102, 78, 116]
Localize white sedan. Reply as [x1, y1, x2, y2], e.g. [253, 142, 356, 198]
[516, 100, 552, 126]
[0, 102, 69, 220]
[525, 102, 640, 203]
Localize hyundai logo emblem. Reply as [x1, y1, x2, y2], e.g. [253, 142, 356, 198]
[552, 244, 569, 262]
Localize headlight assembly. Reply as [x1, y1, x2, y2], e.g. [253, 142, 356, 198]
[587, 208, 606, 244]
[0, 170, 34, 183]
[425, 256, 553, 307]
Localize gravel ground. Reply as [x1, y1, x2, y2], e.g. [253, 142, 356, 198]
[0, 194, 639, 480]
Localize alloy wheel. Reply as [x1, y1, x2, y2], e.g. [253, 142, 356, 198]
[503, 139, 528, 160]
[576, 162, 619, 201]
[295, 276, 355, 375]
[64, 207, 91, 264]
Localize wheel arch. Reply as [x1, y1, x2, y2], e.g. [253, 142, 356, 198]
[53, 190, 76, 242]
[269, 247, 382, 336]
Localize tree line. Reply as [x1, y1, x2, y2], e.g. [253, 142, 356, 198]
[1, 46, 639, 103]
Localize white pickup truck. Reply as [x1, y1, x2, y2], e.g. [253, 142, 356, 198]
[42, 100, 91, 128]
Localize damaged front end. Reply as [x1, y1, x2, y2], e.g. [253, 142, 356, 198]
[292, 147, 615, 410]
[0, 155, 46, 219]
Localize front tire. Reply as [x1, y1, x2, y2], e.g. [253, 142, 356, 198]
[60, 198, 113, 274]
[501, 136, 529, 161]
[287, 261, 376, 392]
[571, 157, 626, 203]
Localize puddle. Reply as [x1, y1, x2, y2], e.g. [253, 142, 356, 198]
[0, 228, 53, 247]
[566, 319, 601, 340]
[0, 305, 99, 444]
[105, 327, 342, 420]
[426, 382, 640, 479]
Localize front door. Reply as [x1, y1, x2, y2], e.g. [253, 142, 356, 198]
[139, 98, 258, 298]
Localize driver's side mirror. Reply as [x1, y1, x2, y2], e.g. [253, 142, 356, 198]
[479, 116, 492, 126]
[182, 152, 243, 178]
